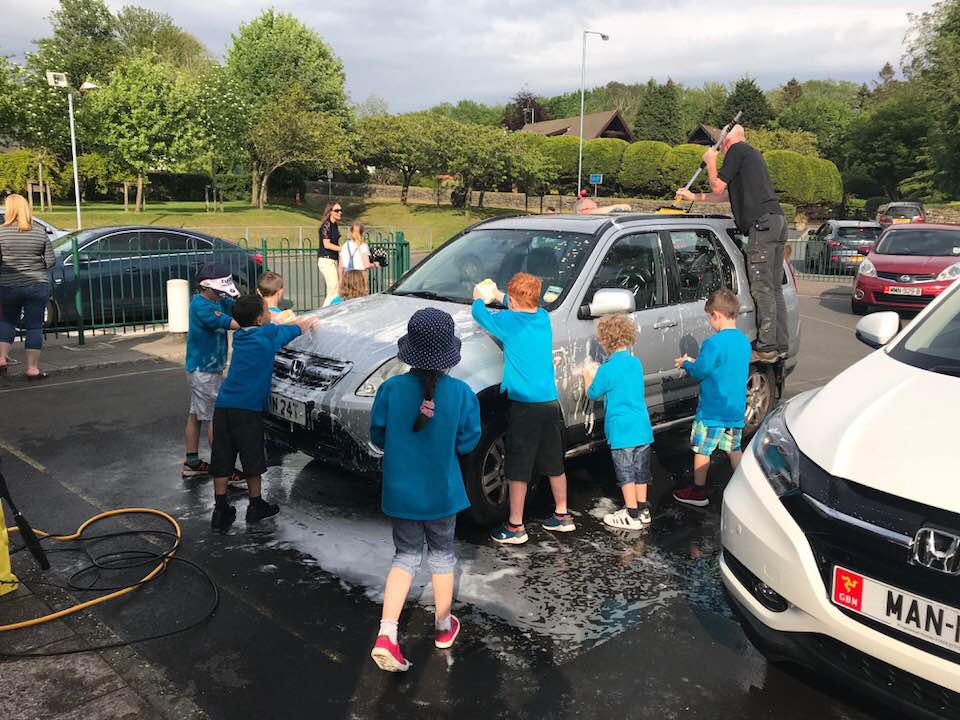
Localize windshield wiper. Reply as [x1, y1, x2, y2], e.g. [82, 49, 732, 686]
[928, 365, 960, 377]
[392, 290, 453, 302]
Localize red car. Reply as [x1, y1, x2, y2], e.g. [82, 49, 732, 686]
[852, 224, 960, 314]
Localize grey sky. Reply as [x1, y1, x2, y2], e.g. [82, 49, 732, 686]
[2, 0, 935, 112]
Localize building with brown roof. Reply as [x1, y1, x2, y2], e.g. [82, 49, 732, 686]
[518, 110, 635, 142]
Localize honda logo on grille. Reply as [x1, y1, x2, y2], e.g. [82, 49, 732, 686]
[289, 359, 306, 382]
[911, 528, 960, 575]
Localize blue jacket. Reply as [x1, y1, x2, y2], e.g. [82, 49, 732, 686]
[587, 349, 653, 449]
[471, 299, 557, 403]
[370, 372, 481, 520]
[682, 328, 751, 428]
[186, 294, 234, 373]
[216, 323, 302, 412]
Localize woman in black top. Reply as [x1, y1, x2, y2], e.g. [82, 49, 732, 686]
[0, 194, 55, 379]
[317, 201, 343, 306]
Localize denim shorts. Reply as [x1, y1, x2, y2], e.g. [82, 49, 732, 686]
[611, 444, 652, 487]
[391, 515, 457, 576]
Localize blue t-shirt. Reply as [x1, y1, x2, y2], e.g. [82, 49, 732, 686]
[329, 296, 343, 306]
[587, 349, 653, 449]
[682, 328, 751, 428]
[471, 300, 557, 403]
[185, 294, 234, 373]
[268, 306, 282, 314]
[370, 372, 481, 520]
[216, 323, 302, 412]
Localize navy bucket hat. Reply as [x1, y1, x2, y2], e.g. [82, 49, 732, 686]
[397, 308, 461, 371]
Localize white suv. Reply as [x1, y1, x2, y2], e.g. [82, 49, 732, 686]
[721, 281, 960, 716]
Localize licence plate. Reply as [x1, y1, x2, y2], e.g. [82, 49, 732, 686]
[269, 393, 307, 426]
[886, 286, 923, 296]
[832, 566, 960, 656]
[848, 255, 864, 262]
[893, 217, 911, 223]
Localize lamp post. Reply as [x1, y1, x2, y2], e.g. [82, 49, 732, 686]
[577, 30, 609, 196]
[45, 72, 97, 230]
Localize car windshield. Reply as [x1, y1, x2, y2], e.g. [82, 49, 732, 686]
[391, 228, 597, 308]
[53, 229, 100, 254]
[875, 229, 960, 257]
[889, 206, 922, 218]
[890, 285, 960, 374]
[838, 227, 879, 240]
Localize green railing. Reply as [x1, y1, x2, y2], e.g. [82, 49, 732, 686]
[55, 230, 410, 344]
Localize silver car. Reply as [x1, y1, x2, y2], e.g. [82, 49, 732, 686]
[266, 214, 801, 524]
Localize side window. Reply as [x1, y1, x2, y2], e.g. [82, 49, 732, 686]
[95, 232, 155, 254]
[667, 229, 732, 302]
[585, 232, 666, 311]
[146, 231, 211, 251]
[815, 223, 829, 239]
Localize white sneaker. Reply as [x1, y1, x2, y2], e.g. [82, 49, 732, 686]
[603, 508, 645, 530]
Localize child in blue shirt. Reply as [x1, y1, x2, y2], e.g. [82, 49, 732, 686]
[582, 314, 654, 530]
[472, 272, 574, 545]
[209, 295, 318, 532]
[368, 308, 481, 673]
[673, 288, 751, 507]
[182, 263, 239, 479]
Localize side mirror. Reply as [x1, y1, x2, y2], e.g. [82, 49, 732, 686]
[585, 288, 635, 319]
[855, 312, 900, 348]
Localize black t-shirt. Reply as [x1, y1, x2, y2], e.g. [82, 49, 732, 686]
[717, 142, 782, 234]
[317, 220, 340, 260]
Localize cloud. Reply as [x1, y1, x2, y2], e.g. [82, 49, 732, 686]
[1, 0, 933, 112]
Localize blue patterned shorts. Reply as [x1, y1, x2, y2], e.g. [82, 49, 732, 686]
[690, 420, 742, 456]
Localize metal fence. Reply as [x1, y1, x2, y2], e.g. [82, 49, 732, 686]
[44, 230, 410, 344]
[786, 237, 866, 282]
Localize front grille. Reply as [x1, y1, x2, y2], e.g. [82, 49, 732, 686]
[877, 271, 936, 283]
[875, 292, 933, 306]
[273, 349, 352, 390]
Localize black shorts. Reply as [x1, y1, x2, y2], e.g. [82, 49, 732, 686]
[505, 400, 565, 482]
[210, 408, 267, 478]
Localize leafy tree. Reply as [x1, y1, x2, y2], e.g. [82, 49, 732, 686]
[541, 135, 580, 187]
[115, 6, 208, 70]
[876, 62, 897, 88]
[603, 81, 646, 127]
[678, 82, 728, 132]
[191, 64, 252, 193]
[0, 149, 62, 196]
[747, 128, 820, 156]
[855, 83, 871, 111]
[782, 78, 803, 107]
[633, 80, 683, 144]
[28, 0, 121, 87]
[428, 100, 504, 126]
[725, 77, 774, 128]
[446, 124, 511, 213]
[0, 59, 17, 143]
[353, 95, 389, 119]
[357, 114, 445, 203]
[777, 95, 854, 162]
[502, 89, 550, 131]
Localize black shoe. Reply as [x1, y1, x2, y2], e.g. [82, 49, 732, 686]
[246, 500, 280, 523]
[211, 504, 237, 532]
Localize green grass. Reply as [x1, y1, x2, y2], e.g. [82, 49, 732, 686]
[35, 199, 519, 251]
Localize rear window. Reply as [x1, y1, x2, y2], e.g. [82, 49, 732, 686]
[838, 227, 880, 240]
[888, 205, 922, 218]
[876, 229, 960, 257]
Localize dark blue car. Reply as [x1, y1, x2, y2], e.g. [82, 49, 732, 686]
[48, 226, 262, 328]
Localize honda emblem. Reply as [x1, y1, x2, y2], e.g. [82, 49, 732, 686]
[289, 359, 306, 382]
[911, 528, 960, 575]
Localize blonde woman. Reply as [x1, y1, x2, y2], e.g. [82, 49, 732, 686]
[317, 201, 343, 307]
[0, 194, 55, 379]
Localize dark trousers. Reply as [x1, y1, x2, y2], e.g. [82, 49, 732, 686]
[0, 283, 50, 350]
[746, 214, 788, 352]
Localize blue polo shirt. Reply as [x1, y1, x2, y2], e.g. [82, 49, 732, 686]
[216, 323, 302, 412]
[587, 349, 653, 449]
[682, 328, 751, 428]
[185, 294, 234, 373]
[370, 372, 481, 520]
[471, 300, 557, 403]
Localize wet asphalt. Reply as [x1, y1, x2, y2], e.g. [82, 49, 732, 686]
[0, 294, 881, 720]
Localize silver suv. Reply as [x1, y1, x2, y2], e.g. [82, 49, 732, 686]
[266, 213, 801, 524]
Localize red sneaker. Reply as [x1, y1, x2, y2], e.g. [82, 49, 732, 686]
[673, 484, 709, 507]
[371, 635, 411, 672]
[435, 615, 461, 649]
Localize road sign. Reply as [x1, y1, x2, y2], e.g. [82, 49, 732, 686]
[589, 173, 603, 185]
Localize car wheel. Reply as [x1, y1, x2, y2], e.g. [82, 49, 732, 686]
[43, 299, 60, 328]
[744, 365, 776, 437]
[461, 420, 509, 526]
[851, 299, 870, 315]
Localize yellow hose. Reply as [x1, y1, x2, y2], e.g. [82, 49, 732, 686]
[1, 508, 181, 632]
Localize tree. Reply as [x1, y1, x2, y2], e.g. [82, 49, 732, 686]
[782, 78, 803, 107]
[725, 77, 774, 128]
[428, 100, 504, 126]
[876, 61, 897, 89]
[508, 134, 559, 195]
[633, 79, 683, 144]
[446, 124, 510, 213]
[29, 0, 121, 87]
[502, 89, 550, 131]
[191, 64, 252, 193]
[747, 128, 820, 156]
[541, 135, 580, 188]
[354, 95, 389, 119]
[777, 95, 854, 162]
[115, 6, 208, 70]
[357, 114, 445, 203]
[0, 59, 17, 143]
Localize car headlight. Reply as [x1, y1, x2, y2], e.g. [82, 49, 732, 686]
[752, 402, 800, 497]
[936, 261, 960, 281]
[355, 356, 409, 397]
[857, 257, 876, 277]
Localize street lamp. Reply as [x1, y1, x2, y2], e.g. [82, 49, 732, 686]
[577, 30, 609, 196]
[45, 72, 98, 231]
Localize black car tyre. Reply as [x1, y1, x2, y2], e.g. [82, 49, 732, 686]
[744, 364, 777, 437]
[461, 419, 509, 526]
[851, 299, 870, 316]
[43, 299, 60, 328]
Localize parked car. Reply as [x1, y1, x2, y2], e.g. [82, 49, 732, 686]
[266, 213, 802, 525]
[878, 201, 926, 228]
[47, 226, 262, 328]
[805, 220, 882, 275]
[0, 210, 67, 242]
[721, 282, 960, 717]
[852, 224, 960, 315]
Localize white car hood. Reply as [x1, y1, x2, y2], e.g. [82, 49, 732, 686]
[786, 349, 960, 513]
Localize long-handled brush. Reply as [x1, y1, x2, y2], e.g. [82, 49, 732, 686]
[0, 466, 49, 570]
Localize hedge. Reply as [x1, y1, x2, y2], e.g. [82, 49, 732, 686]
[764, 149, 814, 205]
[581, 138, 629, 185]
[541, 136, 580, 181]
[619, 141, 671, 196]
[661, 144, 712, 193]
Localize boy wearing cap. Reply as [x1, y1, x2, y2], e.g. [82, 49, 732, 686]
[182, 264, 240, 479]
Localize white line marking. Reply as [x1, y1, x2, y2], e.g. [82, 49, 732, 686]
[0, 441, 46, 472]
[0, 366, 181, 394]
[799, 314, 857, 332]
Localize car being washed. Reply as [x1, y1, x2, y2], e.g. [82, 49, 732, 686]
[266, 213, 801, 525]
[720, 281, 960, 715]
[853, 224, 960, 314]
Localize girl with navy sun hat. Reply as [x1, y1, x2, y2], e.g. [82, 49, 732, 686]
[368, 307, 481, 672]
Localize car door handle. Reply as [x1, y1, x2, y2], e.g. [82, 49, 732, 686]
[653, 319, 677, 330]
[124, 267, 141, 273]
